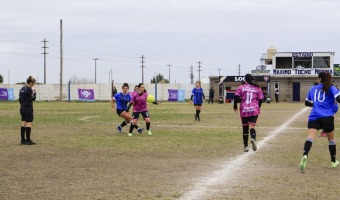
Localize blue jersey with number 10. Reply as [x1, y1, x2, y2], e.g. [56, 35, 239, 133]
[306, 84, 340, 121]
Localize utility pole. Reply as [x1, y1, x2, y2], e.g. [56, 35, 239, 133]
[140, 55, 145, 83]
[197, 61, 202, 82]
[167, 64, 171, 83]
[60, 19, 63, 101]
[217, 68, 221, 77]
[41, 38, 48, 84]
[93, 58, 99, 84]
[110, 68, 113, 83]
[190, 65, 194, 84]
[237, 64, 241, 76]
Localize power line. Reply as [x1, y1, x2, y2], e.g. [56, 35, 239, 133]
[217, 68, 221, 77]
[190, 65, 194, 84]
[41, 38, 48, 84]
[140, 55, 145, 83]
[197, 61, 202, 82]
[237, 64, 241, 76]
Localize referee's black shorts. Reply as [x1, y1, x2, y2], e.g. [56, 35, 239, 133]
[20, 107, 34, 122]
[308, 116, 334, 133]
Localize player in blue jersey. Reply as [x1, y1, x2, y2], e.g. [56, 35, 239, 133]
[300, 72, 340, 172]
[190, 81, 205, 121]
[111, 83, 143, 135]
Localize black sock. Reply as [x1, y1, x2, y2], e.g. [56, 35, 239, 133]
[329, 140, 336, 162]
[129, 124, 134, 133]
[303, 140, 313, 156]
[243, 126, 249, 147]
[120, 121, 127, 127]
[21, 127, 26, 140]
[26, 127, 31, 141]
[146, 122, 150, 131]
[134, 124, 139, 130]
[250, 128, 256, 140]
[195, 110, 199, 116]
[197, 110, 201, 117]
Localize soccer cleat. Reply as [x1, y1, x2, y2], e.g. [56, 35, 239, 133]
[20, 139, 26, 145]
[116, 125, 122, 133]
[197, 116, 200, 121]
[128, 133, 133, 137]
[147, 130, 152, 135]
[331, 160, 339, 168]
[251, 139, 257, 151]
[244, 146, 249, 152]
[195, 115, 198, 121]
[319, 131, 327, 137]
[26, 140, 36, 145]
[137, 128, 144, 134]
[299, 155, 308, 172]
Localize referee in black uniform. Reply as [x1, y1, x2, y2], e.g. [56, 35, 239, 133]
[19, 76, 37, 145]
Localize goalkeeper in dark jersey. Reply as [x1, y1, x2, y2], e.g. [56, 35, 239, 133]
[19, 76, 37, 145]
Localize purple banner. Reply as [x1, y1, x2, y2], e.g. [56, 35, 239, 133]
[0, 88, 8, 100]
[168, 89, 178, 101]
[78, 89, 95, 101]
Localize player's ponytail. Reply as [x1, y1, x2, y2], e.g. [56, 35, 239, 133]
[245, 74, 259, 88]
[319, 71, 332, 92]
[26, 76, 36, 84]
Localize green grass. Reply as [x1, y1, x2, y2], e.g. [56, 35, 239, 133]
[3, 101, 340, 199]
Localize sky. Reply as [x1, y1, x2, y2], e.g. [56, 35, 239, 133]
[1, 0, 340, 84]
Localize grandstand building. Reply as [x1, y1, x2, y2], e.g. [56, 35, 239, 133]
[210, 47, 340, 102]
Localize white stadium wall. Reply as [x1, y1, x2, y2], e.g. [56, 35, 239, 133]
[3, 83, 209, 101]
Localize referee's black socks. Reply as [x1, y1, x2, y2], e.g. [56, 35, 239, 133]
[21, 126, 26, 140]
[25, 127, 31, 141]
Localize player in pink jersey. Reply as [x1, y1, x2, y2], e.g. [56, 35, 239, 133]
[130, 83, 152, 136]
[233, 74, 264, 152]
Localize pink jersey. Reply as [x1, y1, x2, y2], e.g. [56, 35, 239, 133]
[234, 84, 264, 117]
[131, 92, 148, 112]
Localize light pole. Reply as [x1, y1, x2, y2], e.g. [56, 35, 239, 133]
[93, 58, 99, 84]
[167, 64, 171, 83]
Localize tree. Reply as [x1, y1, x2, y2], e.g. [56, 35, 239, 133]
[0, 74, 3, 84]
[150, 73, 169, 84]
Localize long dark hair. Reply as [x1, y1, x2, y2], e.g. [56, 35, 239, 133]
[318, 71, 332, 92]
[245, 74, 259, 88]
[137, 83, 147, 93]
[26, 76, 36, 84]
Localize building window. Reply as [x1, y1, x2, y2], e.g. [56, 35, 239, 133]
[274, 82, 279, 89]
[294, 57, 312, 68]
[313, 56, 330, 68]
[276, 57, 292, 69]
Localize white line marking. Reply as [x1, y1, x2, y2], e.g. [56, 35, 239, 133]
[180, 107, 309, 200]
[78, 115, 99, 121]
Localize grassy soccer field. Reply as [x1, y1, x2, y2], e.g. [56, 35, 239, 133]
[1, 101, 340, 199]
